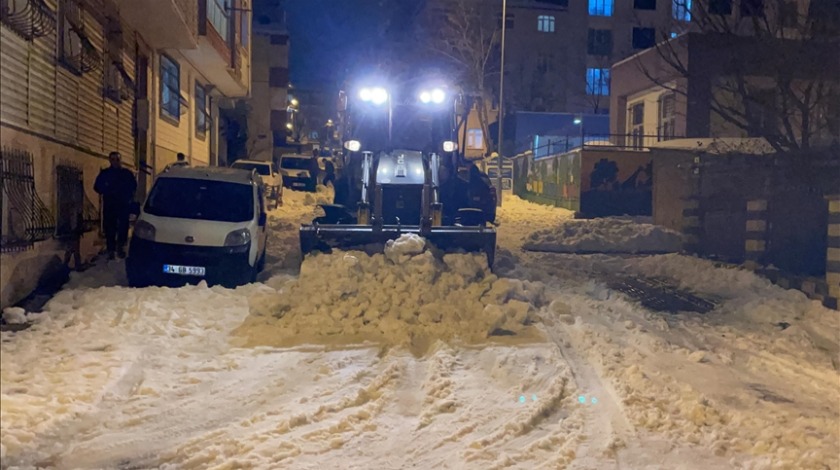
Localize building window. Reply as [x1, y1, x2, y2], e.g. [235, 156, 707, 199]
[58, 0, 83, 74]
[673, 0, 692, 21]
[536, 54, 556, 73]
[634, 0, 656, 9]
[709, 0, 733, 14]
[195, 82, 208, 138]
[537, 15, 555, 32]
[632, 27, 656, 48]
[467, 129, 484, 149]
[658, 93, 676, 141]
[588, 0, 614, 16]
[207, 0, 230, 40]
[629, 102, 645, 147]
[160, 55, 180, 121]
[587, 29, 612, 56]
[586, 68, 610, 96]
[497, 13, 514, 29]
[740, 0, 764, 16]
[746, 89, 776, 136]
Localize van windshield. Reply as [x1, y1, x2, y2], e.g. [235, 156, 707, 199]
[145, 178, 254, 222]
[281, 157, 312, 170]
[232, 162, 272, 176]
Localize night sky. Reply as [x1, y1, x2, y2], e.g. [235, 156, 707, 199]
[282, 0, 428, 88]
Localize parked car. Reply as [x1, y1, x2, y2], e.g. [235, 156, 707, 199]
[126, 167, 269, 288]
[231, 159, 282, 207]
[278, 154, 317, 191]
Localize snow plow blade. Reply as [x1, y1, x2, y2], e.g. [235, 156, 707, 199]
[300, 224, 497, 267]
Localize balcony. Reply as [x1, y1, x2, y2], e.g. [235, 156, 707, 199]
[114, 0, 198, 49]
[181, 0, 249, 97]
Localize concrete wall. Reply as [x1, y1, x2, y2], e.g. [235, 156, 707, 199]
[0, 128, 107, 308]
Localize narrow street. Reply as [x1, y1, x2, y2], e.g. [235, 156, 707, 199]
[1, 190, 837, 469]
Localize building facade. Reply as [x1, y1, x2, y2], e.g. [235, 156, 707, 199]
[247, 0, 288, 163]
[503, 0, 679, 115]
[0, 0, 251, 308]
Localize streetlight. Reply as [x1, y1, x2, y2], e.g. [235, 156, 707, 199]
[496, 0, 507, 207]
[574, 114, 584, 148]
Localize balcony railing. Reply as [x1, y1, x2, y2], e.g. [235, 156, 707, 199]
[207, 0, 229, 41]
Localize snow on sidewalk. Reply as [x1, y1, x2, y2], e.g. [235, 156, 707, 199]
[524, 217, 684, 254]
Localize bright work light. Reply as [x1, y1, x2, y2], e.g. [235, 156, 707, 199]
[359, 87, 389, 105]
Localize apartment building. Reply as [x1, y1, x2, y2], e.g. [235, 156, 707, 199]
[247, 0, 289, 162]
[610, 1, 840, 149]
[0, 0, 251, 308]
[503, 0, 679, 115]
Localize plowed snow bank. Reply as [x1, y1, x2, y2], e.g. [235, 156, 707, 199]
[235, 235, 545, 352]
[524, 218, 683, 254]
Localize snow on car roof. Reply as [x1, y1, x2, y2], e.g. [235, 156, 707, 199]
[232, 159, 272, 165]
[158, 166, 261, 185]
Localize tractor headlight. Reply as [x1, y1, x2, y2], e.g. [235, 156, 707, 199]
[344, 140, 361, 152]
[442, 141, 457, 152]
[419, 88, 446, 104]
[359, 87, 388, 105]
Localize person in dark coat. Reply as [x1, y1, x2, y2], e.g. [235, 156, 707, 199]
[94, 151, 137, 259]
[323, 158, 336, 187]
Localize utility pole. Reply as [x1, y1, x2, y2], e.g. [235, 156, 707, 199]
[496, 0, 507, 207]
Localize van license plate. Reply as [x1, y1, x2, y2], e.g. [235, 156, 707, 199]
[163, 264, 206, 276]
[293, 182, 305, 187]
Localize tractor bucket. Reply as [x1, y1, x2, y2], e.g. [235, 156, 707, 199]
[300, 224, 497, 268]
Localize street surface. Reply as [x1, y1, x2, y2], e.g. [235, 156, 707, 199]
[1, 188, 837, 469]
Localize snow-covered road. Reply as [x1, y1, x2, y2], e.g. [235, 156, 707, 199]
[1, 189, 837, 469]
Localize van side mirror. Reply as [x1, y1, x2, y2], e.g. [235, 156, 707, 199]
[259, 213, 267, 227]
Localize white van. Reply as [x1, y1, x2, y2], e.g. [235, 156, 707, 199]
[278, 154, 317, 191]
[230, 159, 283, 206]
[126, 167, 268, 288]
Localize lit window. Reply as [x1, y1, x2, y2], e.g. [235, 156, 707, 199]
[537, 15, 555, 32]
[586, 68, 610, 96]
[467, 129, 484, 149]
[160, 55, 180, 120]
[589, 0, 614, 16]
[673, 0, 692, 21]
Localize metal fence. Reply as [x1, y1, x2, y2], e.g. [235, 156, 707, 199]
[0, 148, 55, 252]
[532, 133, 683, 159]
[55, 161, 99, 239]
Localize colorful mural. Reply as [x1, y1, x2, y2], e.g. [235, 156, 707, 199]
[513, 149, 652, 216]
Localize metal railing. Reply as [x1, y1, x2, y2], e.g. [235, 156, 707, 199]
[0, 148, 55, 252]
[531, 133, 684, 159]
[207, 0, 229, 41]
[55, 162, 99, 238]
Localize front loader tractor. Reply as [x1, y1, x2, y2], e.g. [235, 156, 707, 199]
[299, 77, 497, 267]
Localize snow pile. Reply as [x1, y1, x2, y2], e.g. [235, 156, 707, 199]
[524, 218, 683, 254]
[2, 306, 27, 324]
[277, 185, 333, 214]
[235, 234, 545, 352]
